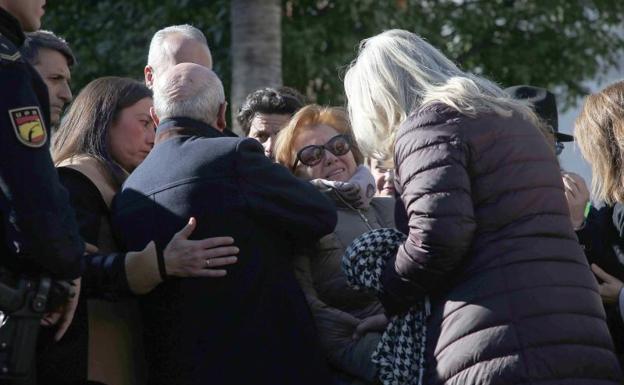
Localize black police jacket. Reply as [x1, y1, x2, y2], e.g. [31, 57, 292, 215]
[0, 7, 83, 279]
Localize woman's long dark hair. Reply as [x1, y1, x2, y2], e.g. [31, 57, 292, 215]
[52, 77, 152, 188]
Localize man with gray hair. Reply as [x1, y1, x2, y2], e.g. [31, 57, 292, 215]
[113, 63, 335, 385]
[144, 24, 212, 88]
[20, 30, 75, 128]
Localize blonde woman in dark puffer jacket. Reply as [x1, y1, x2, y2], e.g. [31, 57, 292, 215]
[343, 29, 622, 385]
[275, 105, 395, 384]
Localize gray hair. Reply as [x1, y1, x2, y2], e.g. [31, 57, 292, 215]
[21, 30, 76, 67]
[153, 67, 225, 125]
[344, 29, 538, 158]
[147, 24, 209, 73]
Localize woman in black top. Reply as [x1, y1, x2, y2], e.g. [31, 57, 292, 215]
[38, 77, 239, 385]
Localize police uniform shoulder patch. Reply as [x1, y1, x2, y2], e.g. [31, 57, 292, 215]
[8, 106, 47, 148]
[0, 34, 21, 62]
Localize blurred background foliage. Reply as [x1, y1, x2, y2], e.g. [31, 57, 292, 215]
[45, 0, 624, 110]
[43, 0, 232, 100]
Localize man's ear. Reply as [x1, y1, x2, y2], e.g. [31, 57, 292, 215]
[150, 106, 160, 127]
[144, 65, 154, 88]
[216, 102, 227, 131]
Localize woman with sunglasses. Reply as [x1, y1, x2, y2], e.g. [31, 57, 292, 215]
[343, 29, 622, 385]
[274, 104, 394, 384]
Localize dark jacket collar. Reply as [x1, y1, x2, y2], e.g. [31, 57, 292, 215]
[0, 7, 25, 47]
[223, 129, 239, 138]
[156, 117, 224, 139]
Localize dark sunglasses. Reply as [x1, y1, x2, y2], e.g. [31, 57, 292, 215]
[292, 134, 352, 171]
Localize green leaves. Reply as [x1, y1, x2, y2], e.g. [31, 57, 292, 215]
[284, 0, 624, 109]
[45, 0, 624, 112]
[44, 0, 231, 96]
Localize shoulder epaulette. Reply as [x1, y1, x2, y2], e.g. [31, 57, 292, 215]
[0, 33, 21, 62]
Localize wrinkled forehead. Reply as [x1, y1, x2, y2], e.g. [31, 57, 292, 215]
[250, 113, 292, 133]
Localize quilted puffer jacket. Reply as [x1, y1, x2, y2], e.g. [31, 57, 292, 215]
[294, 196, 394, 360]
[380, 103, 623, 385]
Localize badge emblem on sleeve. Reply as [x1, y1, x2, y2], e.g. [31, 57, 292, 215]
[8, 107, 47, 148]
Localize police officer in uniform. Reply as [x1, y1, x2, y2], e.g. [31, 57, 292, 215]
[0, 0, 85, 382]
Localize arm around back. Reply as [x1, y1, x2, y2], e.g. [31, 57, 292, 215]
[235, 138, 337, 242]
[380, 113, 476, 314]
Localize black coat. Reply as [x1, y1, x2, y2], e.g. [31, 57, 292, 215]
[577, 202, 624, 362]
[112, 117, 337, 385]
[0, 7, 83, 279]
[37, 167, 134, 384]
[579, 203, 624, 281]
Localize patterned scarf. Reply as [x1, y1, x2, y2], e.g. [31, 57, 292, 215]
[342, 228, 429, 385]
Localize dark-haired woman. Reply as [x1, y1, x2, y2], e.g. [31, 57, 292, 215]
[38, 77, 238, 385]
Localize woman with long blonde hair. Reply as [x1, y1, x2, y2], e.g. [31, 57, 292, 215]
[343, 29, 621, 385]
[575, 81, 624, 207]
[575, 80, 624, 360]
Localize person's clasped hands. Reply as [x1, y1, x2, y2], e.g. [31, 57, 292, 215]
[310, 165, 376, 209]
[591, 264, 624, 304]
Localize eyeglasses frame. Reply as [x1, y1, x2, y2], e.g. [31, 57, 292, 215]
[291, 134, 352, 172]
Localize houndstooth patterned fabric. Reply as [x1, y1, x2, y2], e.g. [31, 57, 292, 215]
[342, 228, 429, 385]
